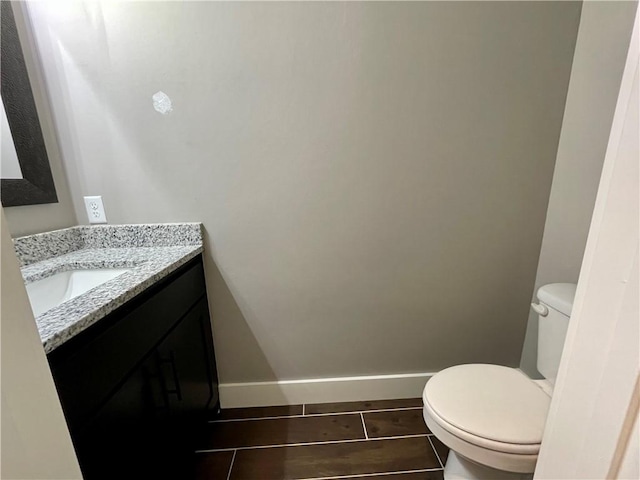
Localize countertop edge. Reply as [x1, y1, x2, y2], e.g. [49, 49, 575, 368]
[40, 246, 203, 354]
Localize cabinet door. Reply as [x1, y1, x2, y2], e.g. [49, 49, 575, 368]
[74, 355, 170, 479]
[156, 298, 216, 427]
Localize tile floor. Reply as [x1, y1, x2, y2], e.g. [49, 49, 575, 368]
[194, 398, 449, 480]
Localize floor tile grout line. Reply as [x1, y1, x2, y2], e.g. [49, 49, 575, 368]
[360, 412, 369, 440]
[225, 449, 237, 480]
[210, 407, 423, 423]
[195, 433, 433, 453]
[296, 468, 444, 480]
[427, 435, 445, 469]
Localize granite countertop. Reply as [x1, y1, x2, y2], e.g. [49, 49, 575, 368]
[14, 223, 203, 353]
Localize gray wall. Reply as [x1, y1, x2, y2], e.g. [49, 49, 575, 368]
[520, 0, 638, 378]
[1, 210, 82, 479]
[28, 2, 581, 383]
[3, 4, 77, 237]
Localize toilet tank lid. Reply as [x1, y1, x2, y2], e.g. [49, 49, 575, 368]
[537, 283, 577, 316]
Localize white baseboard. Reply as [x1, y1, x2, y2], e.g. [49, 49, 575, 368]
[219, 372, 434, 408]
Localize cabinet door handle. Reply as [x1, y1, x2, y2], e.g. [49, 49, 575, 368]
[159, 351, 182, 401]
[142, 365, 170, 412]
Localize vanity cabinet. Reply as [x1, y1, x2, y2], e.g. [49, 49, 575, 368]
[47, 256, 219, 479]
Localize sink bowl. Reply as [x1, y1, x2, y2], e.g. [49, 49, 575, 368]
[26, 269, 130, 317]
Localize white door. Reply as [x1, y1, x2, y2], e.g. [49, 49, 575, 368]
[534, 7, 639, 480]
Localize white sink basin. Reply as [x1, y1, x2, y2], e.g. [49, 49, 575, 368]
[26, 269, 130, 317]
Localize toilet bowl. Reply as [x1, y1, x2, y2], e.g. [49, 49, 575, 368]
[423, 283, 577, 480]
[423, 364, 549, 479]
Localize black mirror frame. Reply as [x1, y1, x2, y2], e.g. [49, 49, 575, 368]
[1, 1, 57, 207]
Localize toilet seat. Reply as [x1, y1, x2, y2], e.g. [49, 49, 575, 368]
[424, 399, 541, 455]
[422, 364, 551, 473]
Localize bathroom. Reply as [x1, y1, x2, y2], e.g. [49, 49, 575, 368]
[1, 1, 637, 479]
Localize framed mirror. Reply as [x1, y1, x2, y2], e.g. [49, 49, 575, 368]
[1, 1, 57, 207]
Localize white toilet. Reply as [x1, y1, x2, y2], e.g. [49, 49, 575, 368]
[422, 283, 577, 480]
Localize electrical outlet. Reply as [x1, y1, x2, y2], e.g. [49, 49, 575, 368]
[84, 196, 107, 224]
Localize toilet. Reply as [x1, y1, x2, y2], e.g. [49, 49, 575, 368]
[422, 283, 577, 480]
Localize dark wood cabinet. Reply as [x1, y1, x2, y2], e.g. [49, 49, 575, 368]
[74, 355, 162, 478]
[157, 299, 217, 420]
[47, 256, 219, 479]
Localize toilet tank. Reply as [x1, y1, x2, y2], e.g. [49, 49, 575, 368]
[533, 283, 577, 384]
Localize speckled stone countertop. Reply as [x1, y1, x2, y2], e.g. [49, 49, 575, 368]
[14, 223, 203, 353]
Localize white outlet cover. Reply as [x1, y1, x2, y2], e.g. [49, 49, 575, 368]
[84, 196, 107, 224]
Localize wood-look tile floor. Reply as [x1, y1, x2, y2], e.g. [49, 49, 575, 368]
[194, 399, 450, 480]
